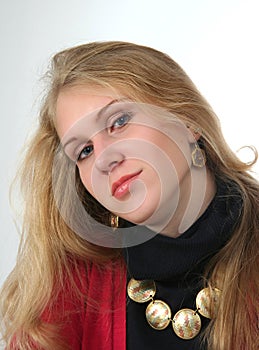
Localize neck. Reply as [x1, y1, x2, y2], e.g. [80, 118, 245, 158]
[160, 167, 216, 237]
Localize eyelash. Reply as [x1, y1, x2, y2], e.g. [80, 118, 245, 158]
[76, 111, 132, 162]
[108, 111, 132, 133]
[77, 145, 94, 162]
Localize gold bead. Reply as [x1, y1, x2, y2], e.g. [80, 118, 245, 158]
[127, 278, 156, 303]
[172, 308, 202, 340]
[196, 287, 221, 318]
[146, 300, 171, 330]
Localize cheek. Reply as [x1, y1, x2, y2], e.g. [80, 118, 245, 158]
[78, 165, 94, 196]
[161, 136, 191, 174]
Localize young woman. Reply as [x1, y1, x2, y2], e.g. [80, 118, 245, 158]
[1, 41, 258, 350]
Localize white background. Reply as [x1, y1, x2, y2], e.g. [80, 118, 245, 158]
[0, 0, 258, 295]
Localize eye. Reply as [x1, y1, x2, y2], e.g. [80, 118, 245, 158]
[109, 112, 132, 132]
[77, 144, 94, 162]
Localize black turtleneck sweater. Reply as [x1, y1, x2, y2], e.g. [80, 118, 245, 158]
[122, 179, 243, 350]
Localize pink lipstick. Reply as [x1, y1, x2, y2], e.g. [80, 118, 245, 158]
[112, 171, 142, 199]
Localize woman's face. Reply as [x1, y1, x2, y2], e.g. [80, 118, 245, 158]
[55, 86, 204, 235]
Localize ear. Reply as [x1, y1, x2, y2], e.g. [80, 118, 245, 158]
[186, 125, 202, 143]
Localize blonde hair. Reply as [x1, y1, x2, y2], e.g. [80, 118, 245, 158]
[1, 41, 258, 349]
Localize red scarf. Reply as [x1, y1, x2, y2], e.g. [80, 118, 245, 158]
[82, 260, 126, 349]
[31, 260, 126, 350]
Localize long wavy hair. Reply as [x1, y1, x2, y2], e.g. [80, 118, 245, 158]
[1, 41, 258, 349]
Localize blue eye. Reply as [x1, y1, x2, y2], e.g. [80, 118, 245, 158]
[110, 112, 132, 131]
[77, 145, 93, 162]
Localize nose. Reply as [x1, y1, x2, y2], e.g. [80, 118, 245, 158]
[95, 143, 125, 173]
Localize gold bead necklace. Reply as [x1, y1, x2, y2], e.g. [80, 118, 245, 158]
[127, 278, 220, 340]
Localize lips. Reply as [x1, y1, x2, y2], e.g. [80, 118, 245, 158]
[112, 170, 142, 199]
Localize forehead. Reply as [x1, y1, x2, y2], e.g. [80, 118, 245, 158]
[55, 87, 120, 139]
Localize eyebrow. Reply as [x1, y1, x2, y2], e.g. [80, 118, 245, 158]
[62, 98, 125, 149]
[96, 98, 121, 121]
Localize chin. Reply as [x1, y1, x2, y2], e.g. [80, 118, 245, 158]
[121, 206, 158, 226]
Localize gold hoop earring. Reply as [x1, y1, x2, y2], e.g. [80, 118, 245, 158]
[110, 214, 119, 230]
[192, 144, 206, 168]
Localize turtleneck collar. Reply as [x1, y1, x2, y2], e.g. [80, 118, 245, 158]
[123, 178, 243, 281]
